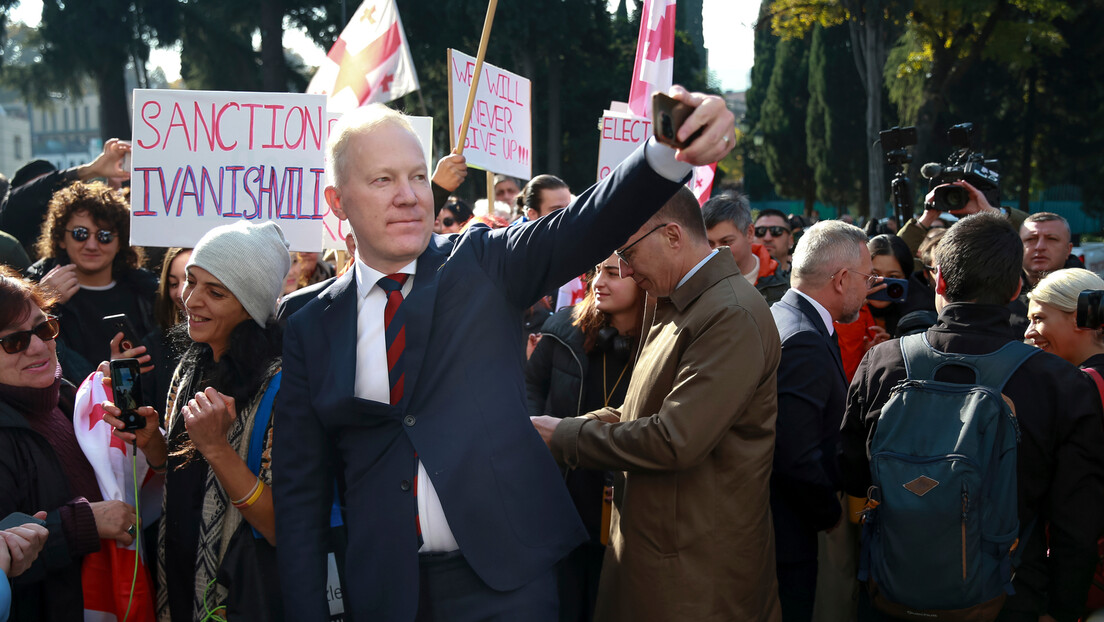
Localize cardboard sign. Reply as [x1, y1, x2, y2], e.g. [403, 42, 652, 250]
[596, 104, 651, 182]
[319, 115, 433, 250]
[448, 49, 531, 180]
[130, 90, 328, 251]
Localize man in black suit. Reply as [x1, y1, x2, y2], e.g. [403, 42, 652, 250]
[273, 89, 735, 621]
[769, 220, 873, 621]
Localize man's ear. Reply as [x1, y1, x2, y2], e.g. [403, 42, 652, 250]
[744, 223, 755, 242]
[325, 186, 345, 221]
[664, 222, 683, 248]
[526, 207, 539, 221]
[935, 266, 947, 297]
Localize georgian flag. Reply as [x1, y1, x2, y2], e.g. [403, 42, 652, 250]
[73, 371, 164, 621]
[627, 0, 715, 206]
[308, 0, 420, 112]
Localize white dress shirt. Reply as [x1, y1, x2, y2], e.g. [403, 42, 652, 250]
[676, 249, 720, 290]
[353, 256, 459, 553]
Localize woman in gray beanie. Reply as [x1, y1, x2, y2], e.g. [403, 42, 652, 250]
[103, 220, 291, 621]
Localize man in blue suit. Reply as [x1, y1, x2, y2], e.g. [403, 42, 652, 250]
[768, 221, 872, 621]
[273, 89, 734, 621]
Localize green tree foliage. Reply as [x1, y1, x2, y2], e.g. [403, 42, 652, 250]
[759, 33, 817, 214]
[806, 24, 868, 212]
[742, 1, 778, 202]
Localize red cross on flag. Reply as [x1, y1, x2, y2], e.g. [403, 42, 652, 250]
[627, 0, 715, 206]
[627, 0, 675, 118]
[308, 0, 420, 112]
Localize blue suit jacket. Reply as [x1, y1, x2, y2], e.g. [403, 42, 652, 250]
[273, 146, 685, 621]
[769, 289, 846, 564]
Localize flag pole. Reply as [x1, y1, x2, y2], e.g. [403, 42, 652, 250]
[453, 0, 498, 156]
[487, 170, 495, 218]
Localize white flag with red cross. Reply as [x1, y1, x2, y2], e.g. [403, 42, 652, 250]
[308, 0, 420, 112]
[627, 0, 715, 206]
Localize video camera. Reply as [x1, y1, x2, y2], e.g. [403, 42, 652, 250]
[921, 123, 1000, 211]
[1076, 290, 1104, 329]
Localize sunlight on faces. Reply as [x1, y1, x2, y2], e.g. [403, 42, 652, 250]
[707, 221, 753, 266]
[753, 214, 792, 262]
[840, 249, 874, 323]
[616, 222, 679, 297]
[167, 250, 191, 314]
[1021, 220, 1072, 275]
[1024, 299, 1082, 364]
[594, 254, 642, 315]
[495, 179, 521, 205]
[0, 303, 58, 389]
[536, 187, 572, 217]
[61, 210, 119, 278]
[183, 266, 252, 360]
[867, 253, 905, 310]
[326, 123, 433, 272]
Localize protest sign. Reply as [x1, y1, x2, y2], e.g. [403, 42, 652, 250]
[320, 115, 433, 250]
[448, 49, 531, 180]
[130, 89, 327, 251]
[596, 104, 651, 182]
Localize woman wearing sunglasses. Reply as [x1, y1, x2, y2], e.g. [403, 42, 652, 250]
[25, 182, 158, 384]
[434, 198, 474, 234]
[0, 267, 140, 622]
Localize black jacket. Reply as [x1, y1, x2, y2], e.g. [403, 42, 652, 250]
[0, 382, 98, 622]
[841, 303, 1104, 621]
[25, 257, 158, 382]
[526, 306, 588, 419]
[769, 290, 845, 565]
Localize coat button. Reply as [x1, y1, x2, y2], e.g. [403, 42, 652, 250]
[400, 479, 411, 491]
[403, 415, 416, 427]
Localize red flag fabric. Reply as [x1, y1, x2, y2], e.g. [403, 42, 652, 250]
[627, 0, 676, 118]
[308, 0, 420, 112]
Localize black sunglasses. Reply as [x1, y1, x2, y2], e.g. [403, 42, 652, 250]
[441, 216, 456, 227]
[754, 225, 790, 238]
[66, 226, 116, 244]
[0, 317, 60, 355]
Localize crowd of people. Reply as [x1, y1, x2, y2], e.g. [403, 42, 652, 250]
[0, 82, 1102, 622]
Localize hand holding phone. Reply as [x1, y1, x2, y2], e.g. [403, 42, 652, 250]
[0, 512, 46, 531]
[109, 358, 146, 431]
[652, 92, 704, 150]
[867, 277, 909, 304]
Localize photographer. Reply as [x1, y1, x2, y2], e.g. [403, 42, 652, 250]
[897, 179, 1027, 262]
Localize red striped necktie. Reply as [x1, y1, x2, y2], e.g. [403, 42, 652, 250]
[377, 273, 423, 546]
[377, 274, 409, 405]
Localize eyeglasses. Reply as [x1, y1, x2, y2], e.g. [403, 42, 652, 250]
[66, 226, 115, 244]
[754, 225, 790, 238]
[441, 216, 456, 227]
[615, 223, 668, 279]
[828, 268, 881, 289]
[0, 317, 60, 355]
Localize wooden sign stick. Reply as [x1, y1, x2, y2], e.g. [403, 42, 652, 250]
[453, 0, 499, 156]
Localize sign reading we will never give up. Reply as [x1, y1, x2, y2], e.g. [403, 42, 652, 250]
[130, 90, 327, 251]
[448, 49, 531, 180]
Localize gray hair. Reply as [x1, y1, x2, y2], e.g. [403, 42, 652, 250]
[791, 220, 868, 283]
[326, 104, 418, 187]
[701, 192, 752, 232]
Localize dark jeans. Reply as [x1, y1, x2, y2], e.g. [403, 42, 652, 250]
[415, 551, 558, 622]
[778, 559, 817, 622]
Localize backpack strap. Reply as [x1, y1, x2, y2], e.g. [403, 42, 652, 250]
[1083, 367, 1104, 412]
[899, 333, 1039, 391]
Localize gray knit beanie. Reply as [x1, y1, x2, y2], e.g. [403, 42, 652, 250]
[186, 221, 292, 327]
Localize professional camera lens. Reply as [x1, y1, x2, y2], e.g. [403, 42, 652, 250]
[934, 185, 968, 211]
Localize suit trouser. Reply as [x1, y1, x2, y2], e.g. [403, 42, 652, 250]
[416, 550, 558, 622]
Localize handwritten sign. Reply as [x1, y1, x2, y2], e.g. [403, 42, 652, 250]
[596, 107, 651, 182]
[320, 115, 433, 250]
[130, 90, 327, 251]
[448, 49, 531, 180]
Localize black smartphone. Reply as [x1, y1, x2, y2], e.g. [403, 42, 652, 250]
[0, 511, 46, 530]
[651, 92, 703, 149]
[868, 277, 909, 304]
[110, 358, 146, 431]
[102, 313, 141, 351]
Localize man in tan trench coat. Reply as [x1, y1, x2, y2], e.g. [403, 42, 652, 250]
[533, 187, 783, 622]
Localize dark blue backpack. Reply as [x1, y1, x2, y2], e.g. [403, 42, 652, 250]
[858, 334, 1038, 620]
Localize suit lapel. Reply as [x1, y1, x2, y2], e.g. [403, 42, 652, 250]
[320, 270, 359, 396]
[400, 237, 449, 409]
[786, 290, 847, 381]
